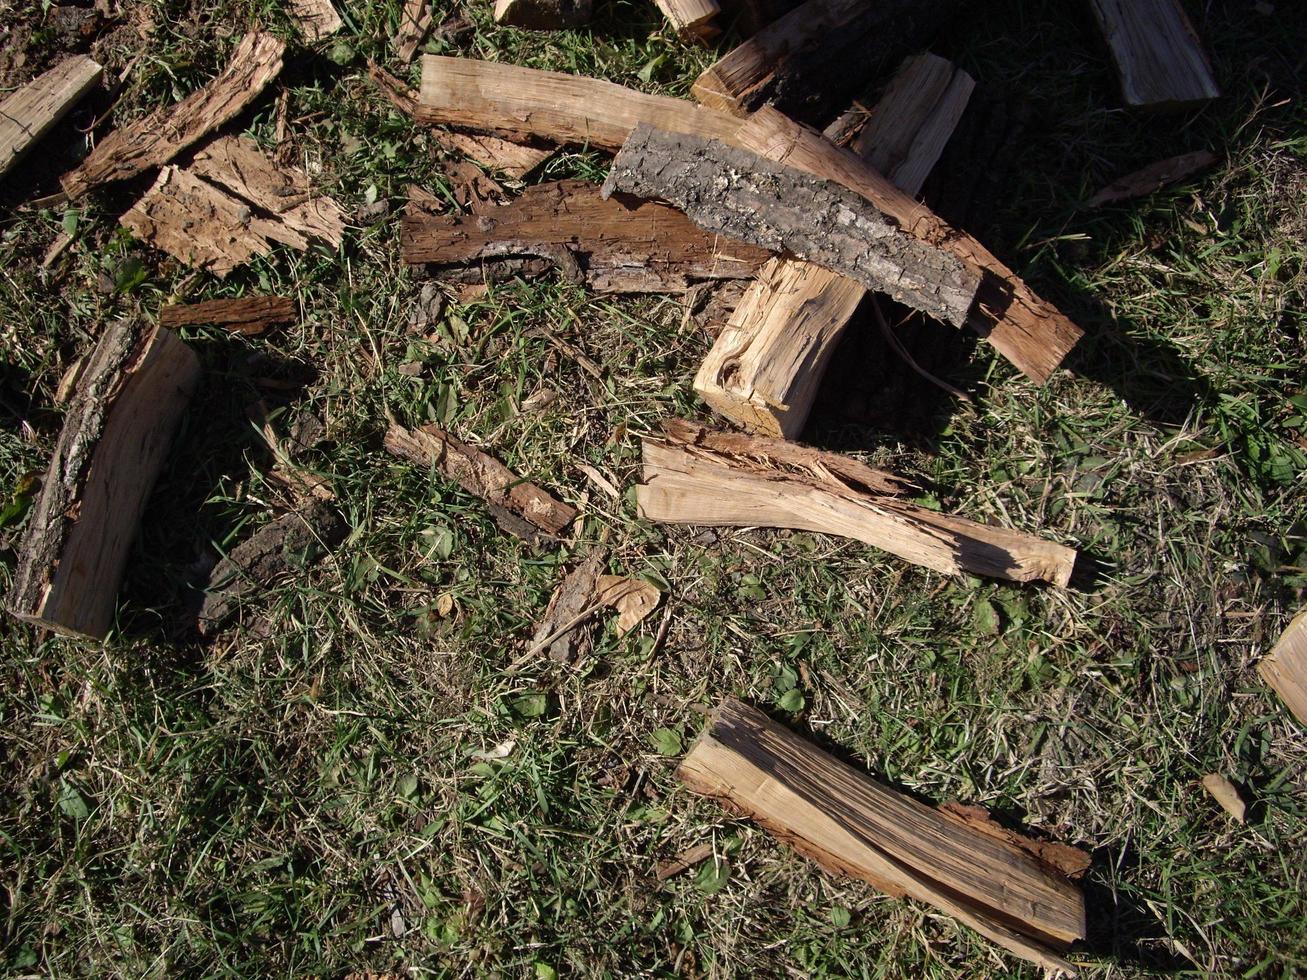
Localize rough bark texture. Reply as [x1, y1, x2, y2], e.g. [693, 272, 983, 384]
[197, 503, 347, 635]
[403, 179, 769, 293]
[0, 55, 102, 179]
[602, 124, 979, 326]
[384, 423, 577, 543]
[1260, 607, 1307, 727]
[288, 0, 343, 40]
[7, 321, 200, 640]
[494, 0, 592, 30]
[679, 699, 1085, 973]
[392, 0, 433, 61]
[434, 130, 553, 180]
[1086, 149, 1217, 207]
[1089, 0, 1220, 109]
[530, 548, 607, 663]
[692, 0, 962, 124]
[60, 32, 285, 197]
[637, 420, 1076, 587]
[159, 296, 298, 335]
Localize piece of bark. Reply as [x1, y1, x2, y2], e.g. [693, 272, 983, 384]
[653, 0, 720, 40]
[6, 321, 201, 640]
[495, 0, 592, 30]
[288, 0, 343, 40]
[393, 0, 434, 61]
[530, 548, 607, 663]
[403, 178, 768, 294]
[1088, 0, 1220, 109]
[406, 183, 444, 216]
[159, 296, 297, 335]
[384, 422, 577, 541]
[734, 107, 1083, 384]
[679, 699, 1086, 972]
[602, 124, 979, 326]
[416, 55, 742, 151]
[197, 502, 346, 634]
[691, 0, 961, 124]
[638, 420, 1075, 586]
[433, 130, 553, 180]
[1199, 774, 1247, 824]
[1260, 607, 1307, 726]
[61, 32, 285, 198]
[655, 842, 715, 881]
[442, 158, 509, 214]
[367, 61, 420, 116]
[595, 575, 661, 634]
[0, 55, 102, 179]
[1085, 149, 1217, 207]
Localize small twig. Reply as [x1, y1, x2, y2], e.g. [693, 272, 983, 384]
[869, 297, 972, 404]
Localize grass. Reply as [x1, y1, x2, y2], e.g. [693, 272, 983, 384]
[1, 0, 1306, 975]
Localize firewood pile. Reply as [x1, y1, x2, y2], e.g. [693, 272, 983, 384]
[3, 0, 1296, 973]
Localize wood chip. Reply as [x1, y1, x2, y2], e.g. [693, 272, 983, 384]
[433, 130, 553, 180]
[1260, 607, 1307, 726]
[655, 842, 715, 881]
[288, 0, 343, 40]
[528, 548, 607, 663]
[392, 0, 434, 61]
[159, 296, 297, 335]
[1086, 149, 1218, 207]
[595, 575, 661, 634]
[1088, 0, 1220, 109]
[1199, 774, 1247, 824]
[0, 54, 102, 179]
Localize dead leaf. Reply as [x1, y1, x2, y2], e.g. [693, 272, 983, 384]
[596, 575, 661, 634]
[1200, 773, 1247, 823]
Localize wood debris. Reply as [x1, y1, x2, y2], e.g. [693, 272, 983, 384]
[433, 130, 553, 180]
[1260, 607, 1307, 726]
[595, 575, 661, 634]
[602, 124, 980, 326]
[679, 698, 1087, 973]
[0, 54, 102, 179]
[393, 0, 434, 61]
[655, 842, 715, 881]
[384, 422, 577, 544]
[652, 0, 720, 40]
[637, 420, 1076, 586]
[402, 178, 768, 294]
[159, 296, 298, 335]
[6, 321, 201, 640]
[441, 158, 509, 214]
[1089, 0, 1220, 109]
[288, 0, 343, 40]
[1086, 149, 1217, 207]
[1199, 774, 1247, 824]
[61, 32, 285, 198]
[529, 549, 608, 663]
[494, 0, 592, 30]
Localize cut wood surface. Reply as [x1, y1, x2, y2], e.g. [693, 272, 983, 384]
[393, 0, 434, 61]
[495, 0, 592, 30]
[637, 420, 1076, 586]
[1089, 0, 1220, 108]
[159, 296, 297, 335]
[0, 55, 102, 179]
[602, 124, 979, 326]
[6, 321, 200, 640]
[692, 0, 959, 122]
[695, 54, 970, 437]
[61, 32, 285, 197]
[402, 178, 769, 293]
[384, 422, 577, 542]
[679, 698, 1086, 972]
[653, 0, 720, 39]
[1260, 607, 1307, 726]
[288, 0, 343, 40]
[1085, 148, 1217, 206]
[416, 56, 742, 151]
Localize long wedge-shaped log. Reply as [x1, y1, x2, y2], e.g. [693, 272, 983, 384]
[695, 54, 973, 437]
[602, 125, 979, 327]
[692, 0, 960, 123]
[7, 321, 201, 639]
[402, 178, 768, 293]
[1261, 608, 1307, 727]
[1088, 0, 1220, 109]
[637, 420, 1076, 586]
[61, 32, 285, 198]
[679, 698, 1086, 972]
[0, 55, 102, 179]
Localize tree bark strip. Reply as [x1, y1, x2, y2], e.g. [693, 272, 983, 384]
[0, 55, 102, 179]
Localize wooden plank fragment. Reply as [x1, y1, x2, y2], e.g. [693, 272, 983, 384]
[6, 321, 201, 640]
[288, 0, 343, 40]
[402, 178, 768, 293]
[1085, 148, 1216, 206]
[61, 32, 285, 198]
[1088, 0, 1220, 109]
[692, 0, 960, 123]
[602, 124, 980, 327]
[638, 420, 1076, 586]
[393, 0, 434, 61]
[679, 698, 1086, 972]
[416, 56, 742, 151]
[495, 0, 592, 30]
[653, 0, 720, 40]
[159, 296, 298, 335]
[0, 55, 103, 179]
[384, 422, 577, 541]
[1199, 774, 1247, 824]
[1260, 607, 1307, 726]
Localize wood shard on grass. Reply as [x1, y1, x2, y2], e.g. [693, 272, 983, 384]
[494, 0, 592, 30]
[159, 296, 298, 335]
[1086, 149, 1217, 207]
[1089, 0, 1220, 109]
[288, 0, 343, 40]
[393, 0, 434, 61]
[0, 54, 102, 179]
[1260, 607, 1307, 726]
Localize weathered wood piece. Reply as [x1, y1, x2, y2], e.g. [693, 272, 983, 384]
[530, 548, 607, 663]
[691, 0, 961, 123]
[495, 0, 592, 30]
[653, 0, 720, 40]
[0, 55, 102, 179]
[1199, 774, 1247, 824]
[695, 55, 971, 437]
[384, 423, 577, 542]
[416, 56, 741, 151]
[1085, 148, 1216, 206]
[1088, 0, 1220, 109]
[435, 130, 553, 179]
[159, 296, 297, 335]
[393, 0, 434, 61]
[6, 322, 201, 640]
[288, 0, 343, 40]
[602, 124, 979, 326]
[638, 420, 1076, 586]
[197, 502, 346, 635]
[61, 32, 285, 198]
[403, 178, 768, 293]
[679, 698, 1086, 972]
[1260, 607, 1307, 726]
